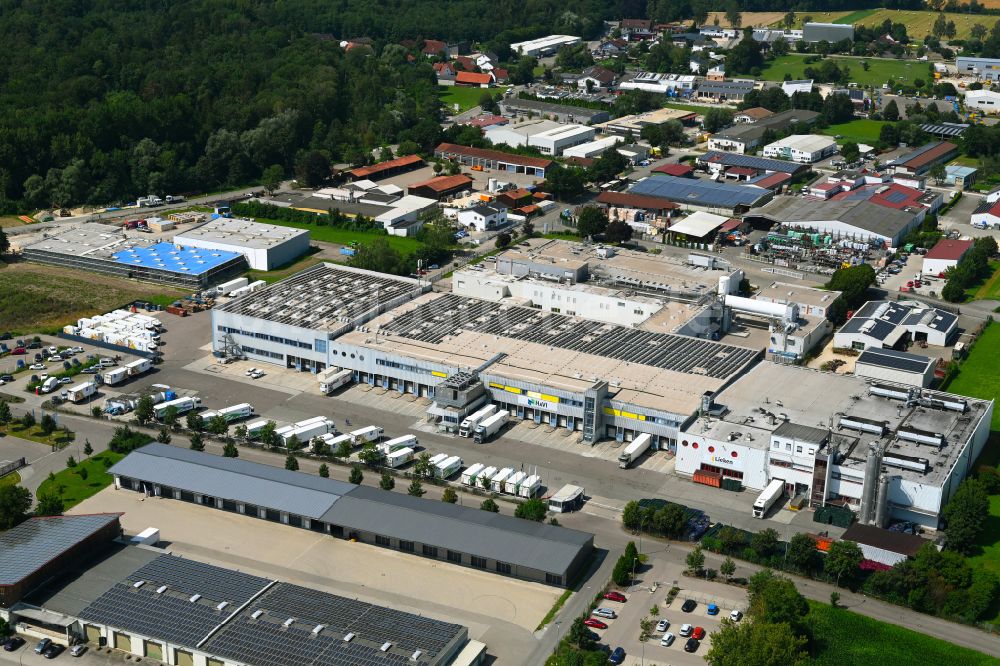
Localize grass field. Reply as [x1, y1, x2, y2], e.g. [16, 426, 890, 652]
[820, 119, 886, 146]
[706, 11, 853, 28]
[0, 262, 186, 335]
[439, 85, 509, 113]
[857, 9, 992, 40]
[759, 54, 922, 87]
[948, 324, 1000, 431]
[966, 261, 1000, 301]
[246, 252, 327, 284]
[808, 601, 997, 665]
[0, 471, 20, 487]
[37, 451, 123, 510]
[663, 101, 707, 114]
[246, 216, 422, 255]
[0, 423, 75, 449]
[833, 9, 880, 25]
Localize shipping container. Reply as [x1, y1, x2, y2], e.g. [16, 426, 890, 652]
[380, 434, 417, 455]
[386, 447, 415, 468]
[435, 455, 463, 479]
[349, 426, 383, 444]
[490, 467, 514, 492]
[461, 463, 486, 486]
[693, 469, 721, 488]
[504, 471, 526, 495]
[459, 404, 497, 437]
[130, 527, 160, 546]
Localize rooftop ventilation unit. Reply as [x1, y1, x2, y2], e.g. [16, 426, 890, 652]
[312, 625, 326, 636]
[216, 601, 229, 611]
[189, 594, 202, 603]
[381, 642, 393, 652]
[869, 384, 910, 401]
[897, 428, 944, 447]
[132, 581, 145, 589]
[155, 585, 167, 594]
[839, 415, 886, 436]
[250, 610, 264, 620]
[343, 633, 355, 642]
[283, 618, 296, 629]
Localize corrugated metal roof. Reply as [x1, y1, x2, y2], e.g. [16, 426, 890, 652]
[0, 514, 120, 585]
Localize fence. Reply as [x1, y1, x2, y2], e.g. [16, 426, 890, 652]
[57, 332, 158, 361]
[0, 457, 26, 479]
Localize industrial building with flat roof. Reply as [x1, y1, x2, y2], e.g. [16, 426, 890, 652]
[484, 120, 595, 156]
[697, 151, 810, 176]
[834, 300, 958, 350]
[676, 361, 992, 528]
[854, 347, 937, 388]
[628, 174, 773, 214]
[173, 217, 310, 271]
[889, 141, 959, 178]
[347, 154, 424, 181]
[499, 97, 610, 124]
[109, 443, 593, 586]
[434, 143, 554, 178]
[21, 223, 247, 289]
[594, 107, 699, 135]
[761, 134, 838, 164]
[510, 34, 581, 57]
[706, 109, 820, 153]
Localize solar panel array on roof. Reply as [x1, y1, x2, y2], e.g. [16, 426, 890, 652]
[629, 175, 770, 209]
[378, 293, 759, 380]
[884, 190, 908, 204]
[128, 555, 270, 606]
[111, 242, 242, 274]
[699, 151, 806, 174]
[0, 514, 120, 585]
[919, 123, 968, 138]
[857, 348, 932, 374]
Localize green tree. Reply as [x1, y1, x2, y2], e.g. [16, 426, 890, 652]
[786, 533, 820, 573]
[413, 452, 433, 477]
[349, 465, 364, 484]
[825, 540, 863, 587]
[157, 426, 171, 444]
[234, 424, 248, 442]
[653, 503, 686, 538]
[336, 439, 352, 459]
[751, 528, 779, 557]
[705, 620, 809, 666]
[35, 491, 65, 517]
[208, 414, 229, 437]
[622, 500, 642, 530]
[0, 485, 32, 529]
[576, 206, 608, 238]
[407, 478, 426, 497]
[91, 405, 102, 418]
[703, 108, 735, 133]
[929, 161, 947, 184]
[285, 453, 299, 470]
[840, 141, 860, 164]
[830, 591, 841, 608]
[83, 439, 93, 456]
[66, 455, 77, 468]
[442, 488, 458, 503]
[721, 557, 736, 581]
[358, 443, 384, 467]
[604, 219, 633, 244]
[495, 232, 512, 249]
[78, 467, 88, 481]
[686, 545, 705, 573]
[134, 395, 154, 425]
[318, 463, 330, 478]
[186, 412, 205, 432]
[568, 616, 595, 649]
[223, 441, 239, 458]
[0, 228, 8, 256]
[261, 164, 284, 194]
[20, 412, 35, 429]
[162, 406, 179, 429]
[379, 470, 395, 490]
[883, 99, 900, 122]
[943, 478, 990, 554]
[0, 400, 11, 425]
[748, 570, 810, 638]
[481, 497, 500, 512]
[514, 498, 547, 521]
[725, 2, 742, 29]
[189, 432, 205, 451]
[825, 264, 876, 309]
[295, 150, 331, 187]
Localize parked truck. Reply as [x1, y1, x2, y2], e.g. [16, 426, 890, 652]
[618, 433, 652, 469]
[349, 426, 383, 445]
[281, 418, 335, 447]
[473, 411, 508, 444]
[318, 367, 353, 394]
[548, 484, 584, 513]
[65, 381, 97, 403]
[753, 479, 785, 518]
[125, 358, 152, 376]
[435, 455, 463, 479]
[504, 471, 526, 495]
[386, 447, 415, 469]
[244, 419, 271, 440]
[102, 367, 129, 386]
[461, 463, 486, 486]
[216, 277, 249, 296]
[518, 474, 541, 498]
[490, 467, 514, 493]
[425, 453, 448, 476]
[321, 433, 354, 452]
[476, 466, 498, 489]
[200, 403, 254, 423]
[154, 396, 202, 419]
[380, 434, 417, 455]
[39, 377, 59, 394]
[459, 404, 497, 437]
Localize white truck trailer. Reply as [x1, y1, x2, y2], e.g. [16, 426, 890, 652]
[459, 404, 497, 437]
[753, 479, 785, 518]
[318, 367, 353, 394]
[476, 466, 498, 489]
[504, 471, 527, 495]
[461, 463, 486, 486]
[65, 381, 97, 403]
[490, 467, 514, 493]
[201, 403, 254, 423]
[518, 474, 541, 498]
[435, 455, 463, 479]
[102, 367, 129, 386]
[380, 435, 417, 455]
[125, 358, 152, 376]
[350, 426, 383, 444]
[386, 447, 415, 469]
[618, 433, 652, 469]
[282, 419, 335, 447]
[216, 277, 249, 296]
[548, 484, 584, 513]
[473, 411, 508, 444]
[154, 396, 202, 419]
[425, 453, 448, 476]
[244, 419, 271, 439]
[321, 433, 354, 451]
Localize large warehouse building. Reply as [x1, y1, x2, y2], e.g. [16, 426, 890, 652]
[675, 362, 993, 528]
[628, 174, 773, 214]
[173, 218, 310, 271]
[21, 224, 246, 289]
[109, 444, 593, 586]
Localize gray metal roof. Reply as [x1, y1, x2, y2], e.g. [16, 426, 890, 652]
[109, 443, 354, 519]
[697, 80, 754, 95]
[699, 151, 807, 175]
[772, 421, 830, 444]
[0, 514, 121, 585]
[747, 196, 917, 240]
[322, 485, 593, 575]
[630, 175, 770, 209]
[856, 348, 934, 374]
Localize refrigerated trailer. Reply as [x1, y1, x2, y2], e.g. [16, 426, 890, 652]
[461, 463, 486, 486]
[386, 447, 415, 468]
[504, 471, 526, 495]
[548, 484, 584, 513]
[244, 419, 271, 440]
[459, 404, 497, 437]
[425, 453, 448, 476]
[125, 358, 152, 376]
[380, 435, 417, 454]
[490, 467, 514, 492]
[154, 396, 202, 419]
[618, 433, 651, 469]
[753, 479, 785, 518]
[476, 466, 498, 489]
[281, 418, 335, 447]
[350, 426, 383, 444]
[518, 474, 541, 498]
[473, 411, 508, 444]
[435, 455, 463, 479]
[321, 433, 354, 452]
[201, 403, 254, 423]
[65, 381, 97, 403]
[318, 367, 353, 394]
[102, 367, 129, 386]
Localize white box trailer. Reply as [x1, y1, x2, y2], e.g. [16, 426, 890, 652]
[282, 419, 335, 447]
[473, 411, 508, 444]
[618, 433, 652, 469]
[244, 419, 271, 439]
[130, 527, 160, 546]
[491, 467, 514, 492]
[753, 478, 785, 518]
[518, 474, 541, 498]
[125, 358, 152, 376]
[350, 426, 383, 444]
[476, 466, 498, 489]
[66, 381, 97, 403]
[318, 367, 353, 394]
[216, 277, 249, 296]
[461, 463, 486, 486]
[154, 396, 202, 419]
[504, 471, 527, 495]
[380, 435, 417, 455]
[102, 367, 129, 386]
[435, 455, 463, 479]
[425, 453, 448, 476]
[386, 447, 415, 469]
[201, 403, 254, 423]
[459, 404, 497, 437]
[548, 484, 585, 513]
[322, 433, 354, 451]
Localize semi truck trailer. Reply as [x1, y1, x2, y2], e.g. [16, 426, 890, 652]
[461, 463, 486, 486]
[65, 381, 97, 403]
[200, 403, 254, 423]
[473, 411, 508, 444]
[753, 479, 785, 518]
[618, 433, 652, 469]
[435, 455, 463, 479]
[350, 426, 383, 444]
[154, 396, 202, 419]
[318, 367, 353, 394]
[459, 404, 497, 437]
[380, 435, 417, 455]
[386, 447, 415, 469]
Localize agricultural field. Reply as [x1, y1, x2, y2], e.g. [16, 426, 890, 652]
[439, 85, 509, 114]
[820, 119, 886, 146]
[705, 11, 853, 28]
[0, 262, 187, 335]
[948, 323, 1000, 424]
[857, 9, 992, 40]
[832, 9, 881, 25]
[808, 601, 998, 665]
[758, 54, 923, 87]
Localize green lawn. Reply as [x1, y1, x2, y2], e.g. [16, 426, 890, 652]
[0, 423, 75, 449]
[759, 55, 922, 88]
[37, 451, 123, 509]
[808, 601, 997, 665]
[948, 324, 1000, 432]
[246, 216, 422, 255]
[439, 85, 509, 113]
[833, 9, 880, 24]
[0, 471, 20, 487]
[966, 261, 1000, 302]
[820, 119, 886, 146]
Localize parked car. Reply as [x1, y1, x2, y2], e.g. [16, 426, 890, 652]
[3, 637, 25, 652]
[42, 643, 64, 659]
[730, 609, 743, 621]
[679, 624, 693, 637]
[707, 603, 718, 615]
[656, 619, 670, 633]
[660, 632, 675, 647]
[69, 645, 87, 657]
[58, 377, 73, 384]
[47, 355, 63, 362]
[81, 367, 98, 374]
[11, 347, 26, 355]
[29, 363, 46, 370]
[608, 647, 626, 664]
[0, 374, 13, 382]
[35, 638, 52, 654]
[604, 591, 627, 603]
[592, 607, 617, 619]
[684, 638, 700, 653]
[584, 618, 608, 629]
[692, 627, 706, 640]
[681, 599, 696, 613]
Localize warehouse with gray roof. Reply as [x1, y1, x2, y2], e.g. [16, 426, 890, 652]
[628, 174, 773, 214]
[109, 443, 594, 586]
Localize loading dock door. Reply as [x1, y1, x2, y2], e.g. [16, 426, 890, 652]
[144, 641, 163, 661]
[84, 625, 101, 644]
[207, 659, 225, 666]
[114, 633, 131, 652]
[175, 649, 194, 666]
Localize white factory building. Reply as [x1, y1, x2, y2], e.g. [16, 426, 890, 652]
[510, 34, 581, 57]
[761, 134, 838, 163]
[834, 300, 958, 350]
[484, 120, 595, 156]
[173, 217, 310, 271]
[676, 362, 993, 528]
[457, 204, 507, 232]
[562, 135, 624, 159]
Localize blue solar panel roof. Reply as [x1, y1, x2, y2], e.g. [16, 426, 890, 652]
[112, 242, 242, 275]
[629, 175, 769, 208]
[884, 190, 908, 204]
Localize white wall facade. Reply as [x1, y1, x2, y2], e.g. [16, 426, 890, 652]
[706, 137, 749, 154]
[174, 233, 309, 271]
[675, 434, 770, 490]
[457, 207, 507, 231]
[965, 89, 1000, 113]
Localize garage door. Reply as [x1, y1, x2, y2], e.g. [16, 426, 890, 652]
[174, 649, 194, 666]
[114, 632, 131, 652]
[144, 641, 163, 661]
[179, 491, 195, 502]
[84, 625, 101, 644]
[243, 503, 258, 517]
[207, 658, 224, 666]
[221, 499, 238, 512]
[287, 514, 302, 528]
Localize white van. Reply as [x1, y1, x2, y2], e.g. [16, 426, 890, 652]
[98, 358, 117, 367]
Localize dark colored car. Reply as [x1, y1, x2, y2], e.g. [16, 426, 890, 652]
[3, 637, 25, 652]
[681, 599, 697, 612]
[608, 646, 626, 664]
[35, 638, 51, 654]
[585, 630, 601, 642]
[0, 374, 13, 382]
[43, 643, 64, 659]
[604, 591, 627, 603]
[684, 638, 700, 653]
